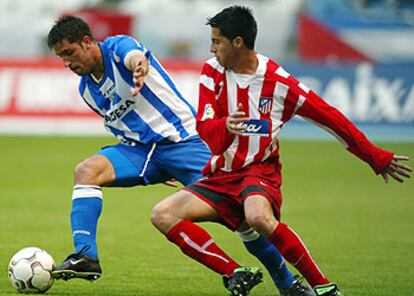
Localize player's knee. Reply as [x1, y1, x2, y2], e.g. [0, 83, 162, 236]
[245, 213, 275, 236]
[151, 200, 176, 234]
[74, 159, 100, 185]
[74, 155, 114, 186]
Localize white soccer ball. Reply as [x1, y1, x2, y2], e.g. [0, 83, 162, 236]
[8, 247, 55, 294]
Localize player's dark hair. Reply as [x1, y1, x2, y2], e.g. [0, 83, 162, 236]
[206, 6, 257, 50]
[47, 15, 94, 49]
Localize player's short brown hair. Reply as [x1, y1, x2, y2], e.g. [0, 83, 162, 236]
[207, 6, 257, 50]
[47, 15, 94, 49]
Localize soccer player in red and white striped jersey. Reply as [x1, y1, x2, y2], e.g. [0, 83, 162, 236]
[197, 33, 406, 179]
[152, 6, 411, 296]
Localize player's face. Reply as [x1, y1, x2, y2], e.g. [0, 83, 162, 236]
[52, 37, 95, 76]
[210, 27, 235, 68]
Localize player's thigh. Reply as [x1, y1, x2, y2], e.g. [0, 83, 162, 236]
[155, 136, 211, 185]
[152, 189, 221, 231]
[97, 143, 164, 187]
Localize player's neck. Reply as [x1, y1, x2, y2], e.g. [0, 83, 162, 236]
[230, 50, 258, 75]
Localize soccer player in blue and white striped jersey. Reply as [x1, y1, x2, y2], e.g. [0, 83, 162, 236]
[46, 15, 309, 294]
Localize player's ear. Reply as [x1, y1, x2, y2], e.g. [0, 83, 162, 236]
[233, 36, 243, 49]
[81, 35, 93, 50]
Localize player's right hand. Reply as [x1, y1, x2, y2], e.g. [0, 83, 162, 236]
[226, 103, 249, 135]
[131, 61, 147, 96]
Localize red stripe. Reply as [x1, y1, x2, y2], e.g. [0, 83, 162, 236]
[205, 64, 228, 172]
[210, 75, 229, 171]
[264, 61, 283, 162]
[231, 85, 250, 170]
[281, 76, 303, 122]
[270, 62, 304, 123]
[281, 91, 297, 122]
[214, 77, 230, 168]
[214, 155, 226, 172]
[203, 62, 225, 89]
[268, 140, 281, 163]
[254, 60, 277, 163]
[216, 76, 229, 117]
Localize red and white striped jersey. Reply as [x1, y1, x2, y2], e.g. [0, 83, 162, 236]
[197, 54, 394, 175]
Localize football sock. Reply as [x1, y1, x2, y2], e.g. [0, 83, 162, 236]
[70, 185, 103, 261]
[166, 220, 239, 276]
[268, 223, 330, 287]
[238, 228, 294, 290]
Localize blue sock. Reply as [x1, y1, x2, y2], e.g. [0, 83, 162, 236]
[71, 185, 103, 260]
[239, 229, 294, 290]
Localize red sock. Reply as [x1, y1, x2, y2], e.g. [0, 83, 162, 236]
[166, 220, 239, 276]
[268, 223, 330, 287]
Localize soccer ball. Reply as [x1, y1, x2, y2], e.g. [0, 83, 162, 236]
[8, 247, 55, 294]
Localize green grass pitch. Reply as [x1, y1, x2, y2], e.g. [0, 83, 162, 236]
[0, 136, 413, 296]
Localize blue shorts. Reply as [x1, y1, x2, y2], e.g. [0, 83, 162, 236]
[97, 136, 211, 187]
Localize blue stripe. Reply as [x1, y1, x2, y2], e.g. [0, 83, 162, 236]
[146, 52, 197, 116]
[107, 124, 154, 143]
[115, 50, 194, 141]
[112, 94, 122, 105]
[140, 84, 189, 139]
[107, 126, 126, 139]
[82, 98, 103, 117]
[80, 84, 105, 117]
[132, 40, 146, 52]
[121, 111, 165, 143]
[112, 51, 135, 88]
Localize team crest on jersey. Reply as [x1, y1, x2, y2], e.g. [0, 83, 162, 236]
[258, 97, 273, 115]
[100, 78, 116, 100]
[201, 104, 215, 121]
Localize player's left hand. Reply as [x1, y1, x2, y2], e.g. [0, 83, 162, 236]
[131, 61, 147, 96]
[381, 155, 412, 183]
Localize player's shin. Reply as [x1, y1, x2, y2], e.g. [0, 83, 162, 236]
[268, 223, 330, 287]
[166, 220, 239, 275]
[238, 228, 294, 290]
[70, 185, 103, 260]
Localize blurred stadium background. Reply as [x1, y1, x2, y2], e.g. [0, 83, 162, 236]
[0, 0, 413, 140]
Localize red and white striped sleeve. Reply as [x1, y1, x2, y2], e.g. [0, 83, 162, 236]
[196, 60, 235, 155]
[278, 67, 394, 175]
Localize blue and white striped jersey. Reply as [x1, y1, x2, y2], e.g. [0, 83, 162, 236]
[79, 35, 197, 144]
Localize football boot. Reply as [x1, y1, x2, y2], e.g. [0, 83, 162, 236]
[280, 275, 316, 296]
[223, 267, 263, 296]
[52, 252, 101, 281]
[314, 283, 344, 296]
